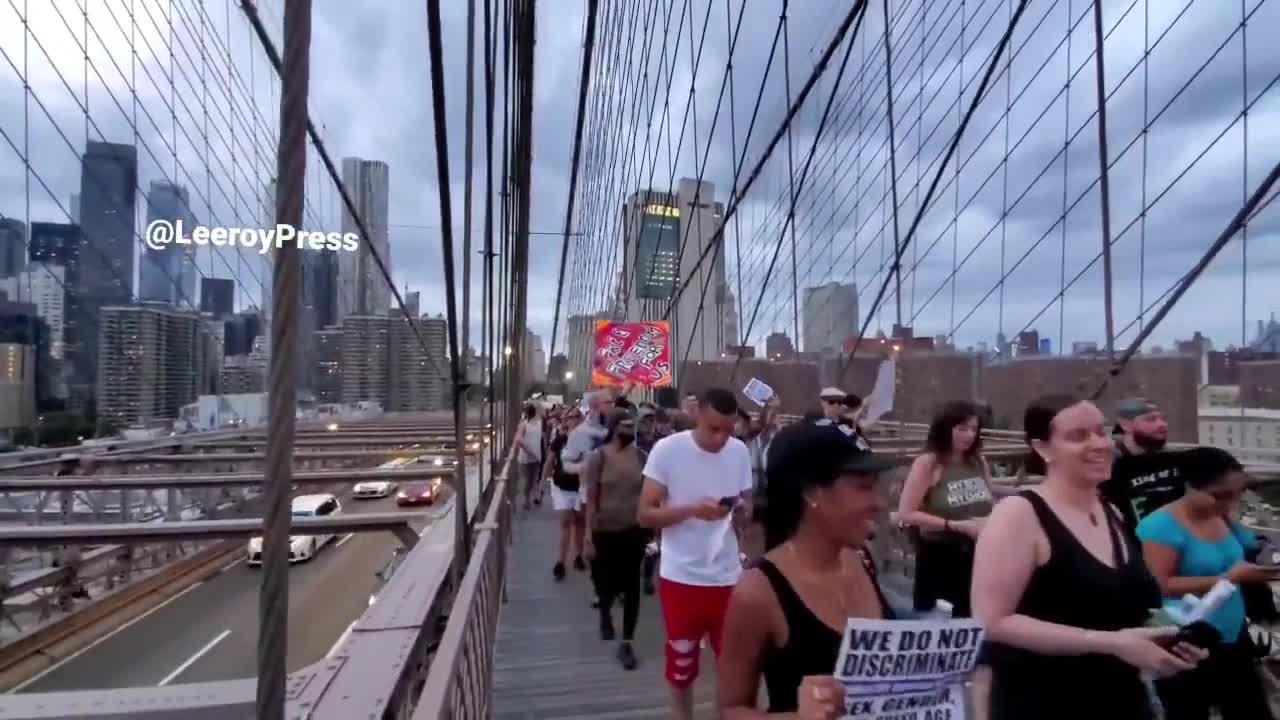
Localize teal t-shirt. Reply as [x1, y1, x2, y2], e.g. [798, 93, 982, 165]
[1136, 509, 1257, 642]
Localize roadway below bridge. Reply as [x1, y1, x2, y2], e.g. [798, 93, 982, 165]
[12, 465, 481, 693]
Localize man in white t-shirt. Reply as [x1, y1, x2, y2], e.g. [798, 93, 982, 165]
[638, 387, 752, 720]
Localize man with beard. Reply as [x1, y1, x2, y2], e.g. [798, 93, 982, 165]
[1100, 397, 1185, 532]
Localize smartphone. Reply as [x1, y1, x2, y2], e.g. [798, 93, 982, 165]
[1161, 620, 1221, 651]
[718, 496, 741, 509]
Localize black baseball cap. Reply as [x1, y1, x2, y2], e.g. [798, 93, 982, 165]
[767, 420, 898, 480]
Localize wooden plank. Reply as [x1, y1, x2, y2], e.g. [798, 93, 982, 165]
[493, 507, 719, 719]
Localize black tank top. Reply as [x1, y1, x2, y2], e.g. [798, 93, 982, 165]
[757, 550, 893, 713]
[987, 491, 1161, 720]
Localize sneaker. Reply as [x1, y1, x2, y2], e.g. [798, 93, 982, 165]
[617, 641, 637, 670]
[573, 555, 586, 572]
[552, 562, 565, 582]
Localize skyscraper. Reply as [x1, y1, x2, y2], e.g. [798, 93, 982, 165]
[140, 181, 197, 307]
[97, 304, 209, 425]
[802, 281, 858, 354]
[337, 157, 391, 321]
[623, 179, 726, 371]
[76, 141, 138, 403]
[0, 218, 25, 279]
[200, 277, 235, 318]
[302, 248, 336, 329]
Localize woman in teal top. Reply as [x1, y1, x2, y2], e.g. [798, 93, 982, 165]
[1137, 446, 1275, 720]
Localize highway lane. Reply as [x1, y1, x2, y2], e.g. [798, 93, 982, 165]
[16, 467, 480, 692]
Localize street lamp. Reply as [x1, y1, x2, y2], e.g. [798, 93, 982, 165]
[565, 371, 574, 380]
[504, 345, 513, 357]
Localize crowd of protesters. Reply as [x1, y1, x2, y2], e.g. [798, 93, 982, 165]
[517, 382, 1279, 719]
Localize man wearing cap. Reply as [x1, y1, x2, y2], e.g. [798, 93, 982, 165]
[817, 387, 847, 422]
[1099, 397, 1184, 531]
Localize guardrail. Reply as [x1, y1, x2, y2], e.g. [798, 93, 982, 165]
[0, 447, 512, 718]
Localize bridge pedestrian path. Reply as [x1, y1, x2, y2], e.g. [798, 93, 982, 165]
[492, 503, 719, 719]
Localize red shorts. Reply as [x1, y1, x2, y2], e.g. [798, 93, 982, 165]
[658, 578, 733, 689]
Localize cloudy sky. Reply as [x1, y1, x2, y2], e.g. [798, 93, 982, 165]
[2, 0, 1278, 362]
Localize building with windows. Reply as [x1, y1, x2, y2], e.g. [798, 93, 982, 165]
[200, 277, 235, 318]
[96, 304, 209, 426]
[1199, 407, 1280, 464]
[0, 218, 25, 279]
[337, 158, 391, 321]
[623, 179, 726, 373]
[802, 282, 858, 354]
[139, 182, 197, 307]
[75, 141, 138, 405]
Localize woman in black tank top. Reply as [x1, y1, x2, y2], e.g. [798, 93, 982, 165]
[718, 422, 898, 719]
[972, 396, 1207, 720]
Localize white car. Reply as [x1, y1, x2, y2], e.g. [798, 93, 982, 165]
[246, 493, 342, 566]
[353, 480, 397, 499]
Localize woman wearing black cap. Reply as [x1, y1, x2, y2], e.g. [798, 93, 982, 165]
[718, 422, 897, 719]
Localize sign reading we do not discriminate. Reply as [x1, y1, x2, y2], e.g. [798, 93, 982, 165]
[834, 618, 985, 720]
[592, 321, 672, 388]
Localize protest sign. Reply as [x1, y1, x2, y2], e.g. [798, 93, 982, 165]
[592, 321, 672, 388]
[834, 618, 984, 720]
[742, 377, 775, 406]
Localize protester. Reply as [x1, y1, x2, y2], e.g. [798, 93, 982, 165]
[1137, 446, 1275, 719]
[817, 387, 846, 421]
[515, 403, 544, 509]
[545, 411, 585, 581]
[718, 421, 897, 718]
[972, 394, 1206, 720]
[897, 401, 994, 616]
[638, 388, 753, 720]
[1101, 398, 1184, 531]
[583, 409, 649, 670]
[748, 397, 780, 523]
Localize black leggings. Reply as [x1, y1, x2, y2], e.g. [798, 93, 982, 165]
[590, 527, 648, 641]
[913, 536, 976, 616]
[1156, 635, 1273, 720]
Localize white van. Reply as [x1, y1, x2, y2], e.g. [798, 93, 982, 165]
[246, 493, 342, 566]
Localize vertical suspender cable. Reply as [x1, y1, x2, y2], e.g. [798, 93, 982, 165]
[258, 0, 309, 717]
[424, 0, 471, 573]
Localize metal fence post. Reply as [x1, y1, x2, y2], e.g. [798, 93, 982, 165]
[257, 0, 310, 717]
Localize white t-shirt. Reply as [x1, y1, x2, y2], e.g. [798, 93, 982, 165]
[643, 430, 753, 587]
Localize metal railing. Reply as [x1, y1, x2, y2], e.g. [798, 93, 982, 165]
[0, 446, 512, 719]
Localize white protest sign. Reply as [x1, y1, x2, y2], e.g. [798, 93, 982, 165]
[834, 618, 984, 720]
[742, 377, 775, 407]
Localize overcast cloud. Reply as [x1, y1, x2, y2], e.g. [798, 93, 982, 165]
[2, 0, 1278, 361]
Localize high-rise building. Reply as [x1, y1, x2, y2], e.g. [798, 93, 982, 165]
[140, 181, 197, 307]
[1016, 330, 1041, 357]
[302, 248, 336, 329]
[0, 218, 25, 279]
[341, 315, 392, 404]
[802, 282, 858, 354]
[389, 313, 447, 411]
[312, 327, 344, 403]
[69, 194, 81, 223]
[200, 277, 235, 318]
[623, 179, 726, 371]
[0, 263, 67, 360]
[337, 157, 391, 321]
[220, 355, 266, 394]
[0, 342, 36, 430]
[722, 287, 739, 351]
[403, 290, 420, 319]
[766, 332, 796, 360]
[223, 312, 261, 356]
[0, 301, 51, 416]
[525, 331, 546, 383]
[76, 141, 138, 404]
[97, 304, 209, 426]
[566, 313, 600, 393]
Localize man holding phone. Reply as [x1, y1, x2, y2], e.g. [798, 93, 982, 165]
[638, 387, 752, 720]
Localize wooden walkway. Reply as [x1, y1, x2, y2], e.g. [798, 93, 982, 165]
[493, 505, 720, 719]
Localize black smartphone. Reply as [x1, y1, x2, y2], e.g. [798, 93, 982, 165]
[1160, 620, 1221, 651]
[718, 496, 740, 508]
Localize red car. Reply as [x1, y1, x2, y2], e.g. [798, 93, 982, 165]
[396, 479, 443, 506]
